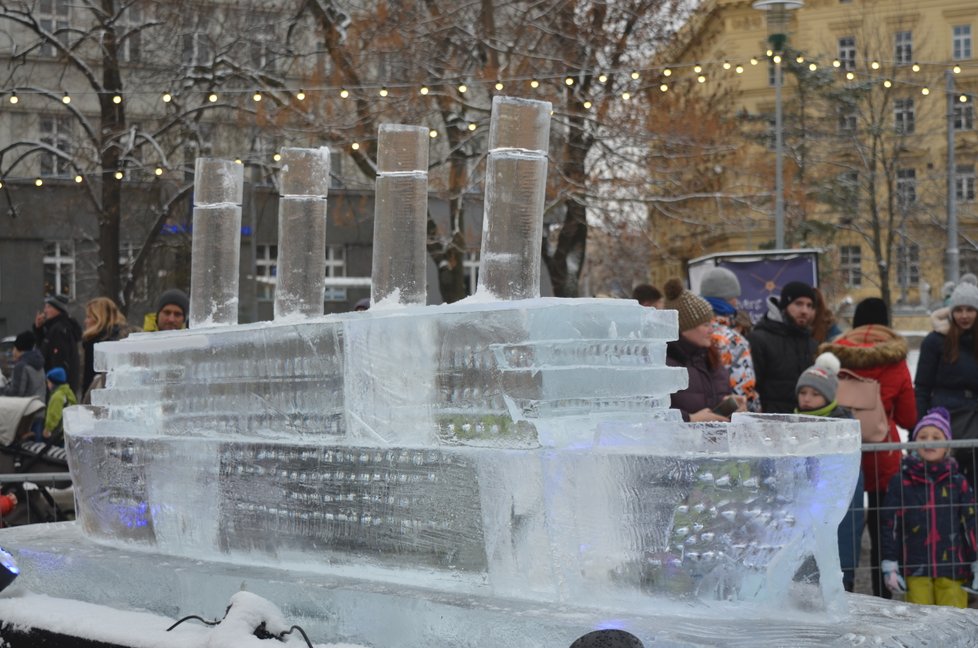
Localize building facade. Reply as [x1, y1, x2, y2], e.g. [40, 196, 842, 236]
[659, 0, 978, 327]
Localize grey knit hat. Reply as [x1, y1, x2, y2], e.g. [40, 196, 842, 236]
[796, 352, 841, 403]
[949, 282, 978, 311]
[700, 267, 741, 300]
[44, 294, 70, 315]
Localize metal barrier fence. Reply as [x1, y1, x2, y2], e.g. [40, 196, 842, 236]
[0, 471, 73, 526]
[847, 438, 978, 603]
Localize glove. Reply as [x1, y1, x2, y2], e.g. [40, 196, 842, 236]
[963, 561, 978, 595]
[882, 560, 906, 594]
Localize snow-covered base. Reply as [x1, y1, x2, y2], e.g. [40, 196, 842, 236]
[2, 523, 978, 647]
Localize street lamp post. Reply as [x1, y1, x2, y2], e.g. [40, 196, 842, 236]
[753, 0, 803, 250]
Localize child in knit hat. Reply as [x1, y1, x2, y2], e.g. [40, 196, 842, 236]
[794, 352, 865, 592]
[881, 407, 978, 608]
[41, 367, 77, 444]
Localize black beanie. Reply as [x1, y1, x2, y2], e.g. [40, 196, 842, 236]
[156, 289, 189, 318]
[14, 330, 35, 352]
[778, 281, 817, 310]
[852, 297, 889, 328]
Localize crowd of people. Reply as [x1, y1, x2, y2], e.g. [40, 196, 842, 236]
[0, 289, 189, 445]
[637, 271, 978, 609]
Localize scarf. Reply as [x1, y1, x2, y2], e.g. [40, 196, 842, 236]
[795, 400, 838, 417]
[705, 296, 737, 317]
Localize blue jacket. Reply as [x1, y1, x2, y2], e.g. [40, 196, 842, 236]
[914, 330, 978, 415]
[881, 454, 977, 580]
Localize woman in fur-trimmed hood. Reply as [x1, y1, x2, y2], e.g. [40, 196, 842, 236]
[818, 297, 917, 599]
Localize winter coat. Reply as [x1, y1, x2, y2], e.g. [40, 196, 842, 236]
[44, 382, 77, 440]
[819, 325, 917, 493]
[34, 313, 82, 395]
[0, 349, 45, 400]
[82, 324, 133, 396]
[712, 315, 761, 412]
[881, 454, 978, 580]
[914, 329, 978, 416]
[666, 337, 732, 421]
[746, 297, 817, 414]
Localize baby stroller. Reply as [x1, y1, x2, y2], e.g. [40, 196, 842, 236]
[0, 396, 73, 525]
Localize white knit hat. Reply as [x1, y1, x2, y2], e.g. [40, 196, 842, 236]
[949, 282, 978, 311]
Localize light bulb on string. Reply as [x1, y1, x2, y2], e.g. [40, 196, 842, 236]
[921, 87, 930, 95]
[722, 61, 731, 70]
[429, 129, 438, 138]
[62, 92, 71, 104]
[34, 178, 42, 187]
[832, 59, 841, 68]
[660, 83, 669, 92]
[846, 71, 855, 80]
[154, 167, 164, 176]
[750, 58, 758, 66]
[74, 174, 83, 183]
[870, 61, 880, 70]
[911, 63, 920, 72]
[379, 87, 388, 97]
[252, 91, 262, 102]
[494, 81, 503, 91]
[457, 83, 467, 93]
[663, 68, 672, 77]
[351, 142, 360, 150]
[765, 49, 773, 57]
[772, 55, 781, 64]
[208, 93, 218, 102]
[467, 123, 477, 131]
[565, 77, 574, 86]
[697, 75, 706, 84]
[598, 74, 608, 83]
[162, 92, 172, 103]
[420, 86, 429, 95]
[114, 170, 124, 179]
[583, 100, 592, 108]
[296, 89, 306, 101]
[273, 153, 282, 162]
[530, 79, 540, 88]
[112, 94, 122, 104]
[693, 64, 702, 73]
[808, 63, 817, 71]
[961, 94, 969, 103]
[621, 91, 631, 100]
[234, 159, 242, 165]
[9, 92, 18, 104]
[340, 89, 349, 99]
[954, 65, 962, 74]
[795, 55, 804, 64]
[630, 71, 640, 80]
[736, 65, 744, 74]
[883, 79, 892, 88]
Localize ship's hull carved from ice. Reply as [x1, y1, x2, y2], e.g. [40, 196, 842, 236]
[65, 297, 861, 614]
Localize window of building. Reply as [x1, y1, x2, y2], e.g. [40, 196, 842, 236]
[838, 36, 856, 71]
[43, 240, 75, 299]
[182, 32, 213, 67]
[954, 103, 975, 131]
[39, 114, 72, 176]
[953, 25, 972, 60]
[957, 164, 976, 202]
[896, 167, 917, 207]
[840, 245, 862, 287]
[255, 244, 277, 301]
[838, 107, 857, 133]
[38, 0, 70, 57]
[464, 251, 480, 296]
[896, 241, 920, 287]
[115, 4, 143, 63]
[324, 244, 347, 302]
[895, 31, 912, 65]
[894, 98, 915, 134]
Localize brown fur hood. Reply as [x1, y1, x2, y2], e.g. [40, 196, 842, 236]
[817, 324, 908, 369]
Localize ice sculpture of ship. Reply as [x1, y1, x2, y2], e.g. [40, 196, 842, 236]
[2, 97, 977, 647]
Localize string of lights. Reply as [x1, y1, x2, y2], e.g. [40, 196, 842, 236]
[1, 54, 976, 189]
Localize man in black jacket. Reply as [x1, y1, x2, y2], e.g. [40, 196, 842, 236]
[747, 281, 818, 413]
[33, 294, 82, 397]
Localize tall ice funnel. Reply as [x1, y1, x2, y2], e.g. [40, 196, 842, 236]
[477, 96, 551, 300]
[190, 157, 244, 327]
[371, 124, 429, 305]
[274, 147, 331, 319]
